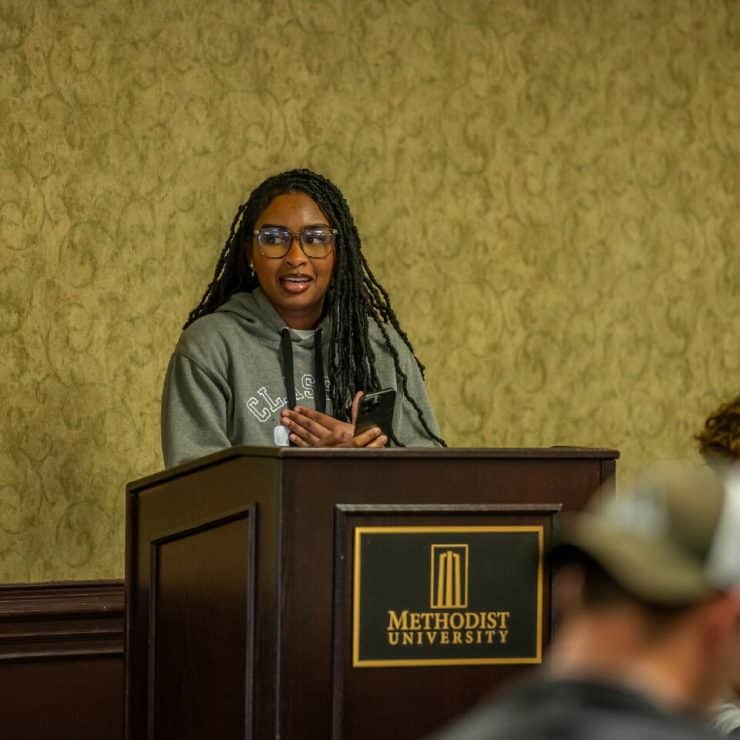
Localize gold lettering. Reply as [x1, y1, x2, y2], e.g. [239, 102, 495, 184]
[464, 612, 481, 629]
[387, 610, 409, 631]
[449, 612, 464, 630]
[434, 612, 449, 630]
[386, 610, 506, 648]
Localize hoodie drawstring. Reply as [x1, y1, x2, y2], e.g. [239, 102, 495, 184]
[280, 327, 326, 414]
[280, 329, 297, 410]
[313, 328, 326, 414]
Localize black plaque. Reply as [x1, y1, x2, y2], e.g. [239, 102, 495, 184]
[353, 526, 543, 667]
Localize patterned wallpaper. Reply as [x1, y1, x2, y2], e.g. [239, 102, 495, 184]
[1, 0, 738, 582]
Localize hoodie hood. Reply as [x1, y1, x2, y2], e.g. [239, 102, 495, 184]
[215, 288, 333, 352]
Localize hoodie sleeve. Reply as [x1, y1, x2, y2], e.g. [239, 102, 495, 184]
[161, 350, 233, 468]
[391, 340, 444, 448]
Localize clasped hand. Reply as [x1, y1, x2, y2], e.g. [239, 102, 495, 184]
[279, 391, 388, 448]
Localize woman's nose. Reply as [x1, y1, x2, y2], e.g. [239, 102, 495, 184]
[285, 235, 307, 263]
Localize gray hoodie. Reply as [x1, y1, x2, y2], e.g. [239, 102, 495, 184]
[161, 288, 441, 467]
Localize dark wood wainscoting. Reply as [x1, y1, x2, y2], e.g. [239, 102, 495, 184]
[0, 580, 124, 740]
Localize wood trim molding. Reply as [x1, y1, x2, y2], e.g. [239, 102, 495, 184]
[0, 580, 124, 661]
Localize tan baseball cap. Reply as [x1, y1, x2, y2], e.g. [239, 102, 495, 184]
[551, 462, 740, 605]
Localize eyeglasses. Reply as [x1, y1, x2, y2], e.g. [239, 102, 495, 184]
[253, 225, 337, 259]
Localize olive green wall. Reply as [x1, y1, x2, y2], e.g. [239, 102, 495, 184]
[1, 0, 738, 581]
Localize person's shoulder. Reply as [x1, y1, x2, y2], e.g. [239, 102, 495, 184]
[367, 316, 410, 356]
[427, 677, 722, 740]
[176, 310, 240, 356]
[425, 677, 548, 739]
[568, 679, 722, 740]
[175, 294, 270, 366]
[184, 290, 269, 337]
[425, 699, 504, 740]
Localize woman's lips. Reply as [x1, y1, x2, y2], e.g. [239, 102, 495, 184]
[279, 274, 313, 294]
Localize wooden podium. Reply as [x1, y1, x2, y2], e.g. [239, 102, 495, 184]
[126, 447, 617, 740]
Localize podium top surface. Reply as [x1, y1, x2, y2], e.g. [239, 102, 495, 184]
[128, 446, 619, 492]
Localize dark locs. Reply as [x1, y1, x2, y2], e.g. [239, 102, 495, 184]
[185, 168, 445, 446]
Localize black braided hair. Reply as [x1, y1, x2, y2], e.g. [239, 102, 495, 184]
[185, 168, 446, 446]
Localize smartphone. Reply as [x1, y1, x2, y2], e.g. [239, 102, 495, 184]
[355, 388, 396, 438]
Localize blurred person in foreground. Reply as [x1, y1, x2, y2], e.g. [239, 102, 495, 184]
[427, 462, 740, 740]
[697, 394, 740, 736]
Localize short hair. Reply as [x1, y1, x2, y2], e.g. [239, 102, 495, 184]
[551, 547, 690, 625]
[696, 395, 740, 463]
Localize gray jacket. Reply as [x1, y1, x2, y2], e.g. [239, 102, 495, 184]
[161, 288, 441, 467]
[427, 676, 722, 740]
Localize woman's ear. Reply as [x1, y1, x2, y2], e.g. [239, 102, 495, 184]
[244, 242, 256, 280]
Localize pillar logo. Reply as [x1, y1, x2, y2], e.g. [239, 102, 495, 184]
[430, 545, 468, 609]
